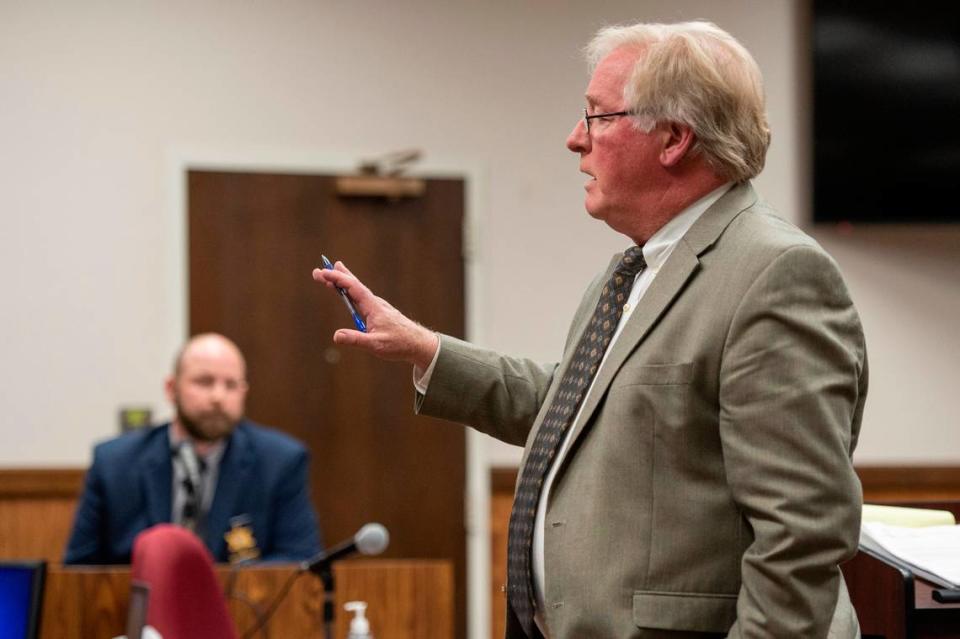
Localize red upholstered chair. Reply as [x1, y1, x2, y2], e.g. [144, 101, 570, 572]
[131, 524, 239, 639]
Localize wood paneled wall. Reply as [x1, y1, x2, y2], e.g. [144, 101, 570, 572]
[855, 466, 960, 501]
[0, 469, 83, 562]
[5, 465, 960, 638]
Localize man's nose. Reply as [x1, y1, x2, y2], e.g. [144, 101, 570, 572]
[566, 118, 590, 153]
[209, 383, 226, 404]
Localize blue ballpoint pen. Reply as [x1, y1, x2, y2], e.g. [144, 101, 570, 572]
[321, 255, 367, 332]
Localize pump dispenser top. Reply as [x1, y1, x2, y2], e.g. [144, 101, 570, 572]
[344, 600, 372, 639]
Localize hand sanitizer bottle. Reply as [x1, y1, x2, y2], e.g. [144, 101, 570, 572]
[344, 600, 372, 639]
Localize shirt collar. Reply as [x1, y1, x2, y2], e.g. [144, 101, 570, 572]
[641, 182, 733, 271]
[168, 422, 227, 466]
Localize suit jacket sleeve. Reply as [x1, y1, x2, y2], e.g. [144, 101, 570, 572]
[416, 335, 558, 447]
[720, 245, 866, 638]
[64, 449, 107, 564]
[260, 446, 322, 561]
[416, 270, 607, 446]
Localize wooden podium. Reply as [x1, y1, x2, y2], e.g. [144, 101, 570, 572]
[41, 559, 452, 639]
[842, 500, 960, 639]
[843, 548, 960, 639]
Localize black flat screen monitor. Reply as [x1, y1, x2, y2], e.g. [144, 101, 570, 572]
[812, 0, 960, 223]
[0, 561, 46, 639]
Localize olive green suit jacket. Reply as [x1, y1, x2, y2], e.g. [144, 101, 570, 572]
[418, 182, 867, 638]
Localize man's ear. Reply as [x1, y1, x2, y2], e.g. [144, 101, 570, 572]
[164, 375, 176, 404]
[659, 122, 696, 168]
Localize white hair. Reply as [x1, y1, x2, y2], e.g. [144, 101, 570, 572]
[587, 21, 771, 182]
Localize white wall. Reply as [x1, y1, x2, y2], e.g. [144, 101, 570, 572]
[2, 0, 958, 461]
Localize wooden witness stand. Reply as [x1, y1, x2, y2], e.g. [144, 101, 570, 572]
[40, 560, 453, 639]
[842, 500, 960, 639]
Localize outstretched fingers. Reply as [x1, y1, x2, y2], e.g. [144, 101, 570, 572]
[334, 261, 356, 277]
[312, 264, 376, 315]
[332, 328, 375, 348]
[311, 261, 437, 367]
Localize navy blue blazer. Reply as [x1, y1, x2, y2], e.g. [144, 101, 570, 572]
[64, 420, 322, 564]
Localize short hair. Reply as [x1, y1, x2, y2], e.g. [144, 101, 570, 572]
[171, 333, 246, 379]
[586, 21, 771, 182]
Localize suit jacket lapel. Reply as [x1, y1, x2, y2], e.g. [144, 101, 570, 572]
[515, 256, 620, 472]
[141, 425, 173, 526]
[555, 182, 759, 470]
[566, 255, 621, 355]
[204, 423, 255, 557]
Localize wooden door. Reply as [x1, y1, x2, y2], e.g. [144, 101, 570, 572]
[188, 170, 466, 635]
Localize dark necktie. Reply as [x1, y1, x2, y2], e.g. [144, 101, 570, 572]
[506, 246, 646, 636]
[176, 442, 207, 533]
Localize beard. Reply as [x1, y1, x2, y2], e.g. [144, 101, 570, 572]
[175, 403, 238, 442]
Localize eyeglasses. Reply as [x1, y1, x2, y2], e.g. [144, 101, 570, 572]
[583, 108, 631, 135]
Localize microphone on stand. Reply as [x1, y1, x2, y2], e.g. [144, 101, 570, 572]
[302, 522, 390, 575]
[239, 523, 390, 639]
[301, 523, 390, 639]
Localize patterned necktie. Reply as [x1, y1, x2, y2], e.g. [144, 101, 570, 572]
[506, 246, 646, 636]
[176, 442, 207, 533]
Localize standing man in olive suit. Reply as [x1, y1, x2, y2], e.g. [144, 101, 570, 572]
[314, 21, 866, 639]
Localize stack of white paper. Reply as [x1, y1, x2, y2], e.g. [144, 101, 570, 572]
[860, 522, 960, 588]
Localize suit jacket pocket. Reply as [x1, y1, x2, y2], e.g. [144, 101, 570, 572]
[614, 362, 693, 387]
[633, 590, 737, 633]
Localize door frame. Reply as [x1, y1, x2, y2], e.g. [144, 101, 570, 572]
[164, 146, 491, 639]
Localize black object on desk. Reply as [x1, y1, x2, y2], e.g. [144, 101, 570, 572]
[933, 588, 960, 604]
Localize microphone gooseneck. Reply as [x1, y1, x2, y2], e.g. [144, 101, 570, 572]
[242, 524, 390, 638]
[302, 522, 390, 575]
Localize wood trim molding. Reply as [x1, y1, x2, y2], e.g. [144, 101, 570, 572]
[3, 464, 960, 501]
[0, 468, 85, 498]
[856, 465, 960, 501]
[490, 466, 960, 501]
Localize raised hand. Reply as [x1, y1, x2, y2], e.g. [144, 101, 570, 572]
[311, 261, 439, 372]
